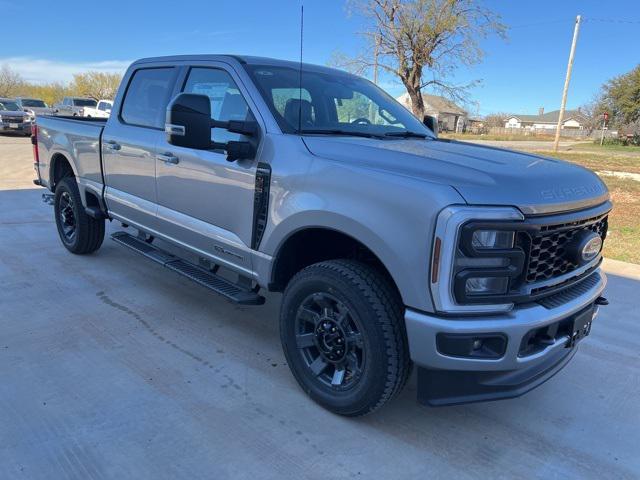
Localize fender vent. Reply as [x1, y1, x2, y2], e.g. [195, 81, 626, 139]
[251, 162, 271, 250]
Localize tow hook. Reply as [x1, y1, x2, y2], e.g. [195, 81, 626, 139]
[595, 296, 609, 306]
[42, 193, 54, 205]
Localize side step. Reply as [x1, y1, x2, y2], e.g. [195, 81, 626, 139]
[111, 231, 265, 305]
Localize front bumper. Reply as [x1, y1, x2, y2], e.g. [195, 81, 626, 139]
[406, 269, 606, 405]
[0, 123, 32, 135]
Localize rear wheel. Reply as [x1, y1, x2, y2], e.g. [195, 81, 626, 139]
[54, 177, 105, 254]
[280, 260, 411, 416]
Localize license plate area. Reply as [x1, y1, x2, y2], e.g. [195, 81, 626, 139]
[9, 123, 19, 128]
[566, 305, 595, 348]
[519, 304, 596, 357]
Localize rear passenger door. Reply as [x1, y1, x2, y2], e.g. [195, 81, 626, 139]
[102, 66, 179, 231]
[154, 64, 261, 273]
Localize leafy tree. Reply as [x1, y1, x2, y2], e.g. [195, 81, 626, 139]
[600, 65, 640, 129]
[336, 0, 506, 120]
[70, 71, 122, 101]
[0, 64, 25, 97]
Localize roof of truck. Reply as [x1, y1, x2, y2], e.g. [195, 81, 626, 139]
[133, 54, 353, 76]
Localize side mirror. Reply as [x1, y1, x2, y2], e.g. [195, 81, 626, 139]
[166, 93, 212, 149]
[424, 115, 438, 137]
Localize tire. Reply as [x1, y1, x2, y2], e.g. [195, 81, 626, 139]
[280, 259, 411, 416]
[54, 176, 105, 254]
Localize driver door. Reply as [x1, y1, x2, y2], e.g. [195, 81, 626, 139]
[155, 65, 261, 273]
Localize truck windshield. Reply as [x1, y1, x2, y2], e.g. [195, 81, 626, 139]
[74, 99, 97, 107]
[22, 99, 47, 107]
[245, 64, 434, 138]
[0, 101, 21, 111]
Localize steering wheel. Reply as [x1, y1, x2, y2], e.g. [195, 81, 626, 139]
[351, 117, 372, 125]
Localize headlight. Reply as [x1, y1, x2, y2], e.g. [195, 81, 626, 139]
[471, 230, 514, 249]
[430, 206, 524, 314]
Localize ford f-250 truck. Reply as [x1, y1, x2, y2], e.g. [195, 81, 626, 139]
[32, 55, 610, 416]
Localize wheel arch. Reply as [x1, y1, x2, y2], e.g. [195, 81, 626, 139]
[268, 223, 404, 306]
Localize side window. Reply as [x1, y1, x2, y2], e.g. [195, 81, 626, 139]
[271, 88, 314, 128]
[182, 67, 254, 143]
[121, 68, 176, 129]
[98, 102, 107, 111]
[63, 98, 70, 106]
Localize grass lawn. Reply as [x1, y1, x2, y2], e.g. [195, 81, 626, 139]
[530, 148, 640, 264]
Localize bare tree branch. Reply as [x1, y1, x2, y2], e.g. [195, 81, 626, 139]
[335, 0, 507, 119]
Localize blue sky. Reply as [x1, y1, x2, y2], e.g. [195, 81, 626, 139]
[4, 0, 639, 115]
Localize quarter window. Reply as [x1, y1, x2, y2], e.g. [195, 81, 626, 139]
[121, 68, 176, 129]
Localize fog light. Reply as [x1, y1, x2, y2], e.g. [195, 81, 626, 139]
[465, 276, 509, 295]
[437, 333, 507, 359]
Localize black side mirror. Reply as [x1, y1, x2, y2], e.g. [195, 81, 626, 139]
[166, 92, 257, 161]
[424, 115, 438, 137]
[166, 93, 212, 150]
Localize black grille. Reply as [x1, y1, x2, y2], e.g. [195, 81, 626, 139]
[2, 118, 23, 125]
[519, 214, 608, 283]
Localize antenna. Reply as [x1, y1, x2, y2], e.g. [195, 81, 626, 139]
[298, 4, 304, 133]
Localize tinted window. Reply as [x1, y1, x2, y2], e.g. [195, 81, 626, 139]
[98, 101, 112, 111]
[122, 68, 176, 128]
[246, 65, 432, 137]
[22, 99, 46, 107]
[0, 101, 20, 111]
[74, 99, 97, 107]
[183, 67, 254, 143]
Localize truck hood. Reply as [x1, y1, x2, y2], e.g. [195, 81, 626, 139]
[302, 136, 609, 215]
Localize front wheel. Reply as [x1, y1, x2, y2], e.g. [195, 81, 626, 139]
[54, 177, 105, 254]
[280, 260, 411, 416]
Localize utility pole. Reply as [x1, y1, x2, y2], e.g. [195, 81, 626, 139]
[372, 33, 380, 85]
[553, 15, 581, 152]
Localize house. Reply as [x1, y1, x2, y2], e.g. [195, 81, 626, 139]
[504, 108, 588, 130]
[396, 93, 467, 132]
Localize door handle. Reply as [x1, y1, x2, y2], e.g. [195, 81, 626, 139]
[156, 153, 179, 165]
[104, 140, 121, 151]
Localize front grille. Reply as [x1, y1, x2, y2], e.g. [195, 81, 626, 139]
[518, 214, 608, 284]
[2, 118, 23, 125]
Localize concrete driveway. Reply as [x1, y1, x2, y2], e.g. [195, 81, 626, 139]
[1, 135, 639, 479]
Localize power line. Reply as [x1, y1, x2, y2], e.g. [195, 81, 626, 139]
[583, 17, 640, 25]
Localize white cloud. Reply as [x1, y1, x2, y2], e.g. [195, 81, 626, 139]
[0, 57, 132, 84]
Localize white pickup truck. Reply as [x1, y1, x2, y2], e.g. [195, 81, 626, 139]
[82, 99, 113, 118]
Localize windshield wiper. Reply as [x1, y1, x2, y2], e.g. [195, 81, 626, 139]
[298, 129, 383, 139]
[384, 131, 429, 139]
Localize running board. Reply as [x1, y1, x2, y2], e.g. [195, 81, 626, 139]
[111, 231, 265, 305]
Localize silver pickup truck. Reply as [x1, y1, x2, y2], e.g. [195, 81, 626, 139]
[33, 55, 611, 416]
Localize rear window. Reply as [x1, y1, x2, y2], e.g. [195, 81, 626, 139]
[121, 68, 176, 129]
[74, 99, 97, 107]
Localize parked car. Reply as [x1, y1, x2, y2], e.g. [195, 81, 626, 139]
[81, 99, 113, 118]
[53, 97, 97, 116]
[0, 97, 32, 135]
[16, 97, 54, 117]
[33, 55, 610, 415]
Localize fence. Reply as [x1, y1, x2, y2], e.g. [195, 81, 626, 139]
[466, 126, 601, 138]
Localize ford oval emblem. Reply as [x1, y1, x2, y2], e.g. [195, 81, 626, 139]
[581, 234, 602, 262]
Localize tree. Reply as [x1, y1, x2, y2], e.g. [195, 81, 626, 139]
[600, 65, 640, 129]
[0, 64, 25, 97]
[338, 0, 506, 120]
[69, 71, 122, 101]
[483, 112, 509, 128]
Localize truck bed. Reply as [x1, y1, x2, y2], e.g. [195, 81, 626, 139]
[35, 114, 106, 194]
